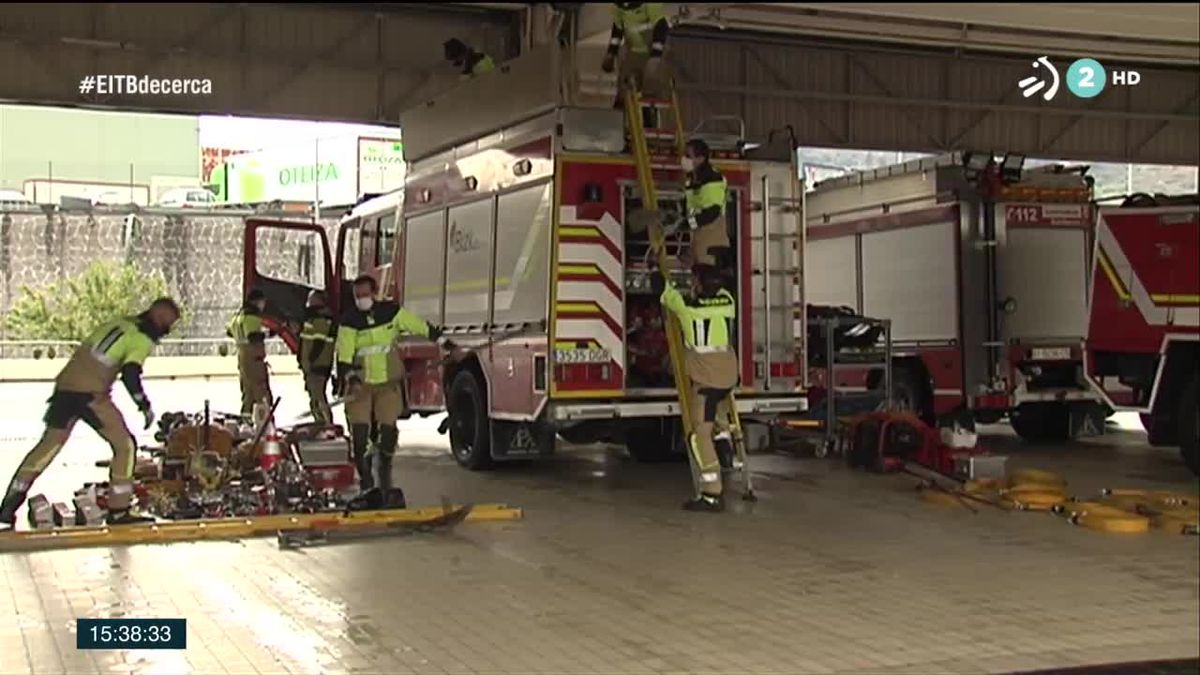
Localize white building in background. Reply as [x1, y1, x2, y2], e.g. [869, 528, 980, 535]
[199, 116, 404, 208]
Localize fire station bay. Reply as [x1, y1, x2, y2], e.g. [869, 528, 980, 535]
[0, 3, 1197, 675]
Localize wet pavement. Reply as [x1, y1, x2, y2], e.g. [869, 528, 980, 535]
[1, 376, 1198, 674]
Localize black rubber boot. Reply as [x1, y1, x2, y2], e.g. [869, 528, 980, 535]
[374, 425, 399, 491]
[716, 437, 734, 470]
[682, 493, 724, 513]
[350, 424, 374, 492]
[0, 478, 31, 529]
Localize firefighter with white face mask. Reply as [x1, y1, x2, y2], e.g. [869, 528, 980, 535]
[664, 139, 730, 271]
[334, 275, 448, 501]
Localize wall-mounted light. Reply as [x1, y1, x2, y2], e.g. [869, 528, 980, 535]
[513, 159, 533, 177]
[464, 176, 478, 191]
[420, 189, 432, 203]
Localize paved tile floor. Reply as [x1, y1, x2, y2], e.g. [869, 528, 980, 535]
[0, 376, 1197, 674]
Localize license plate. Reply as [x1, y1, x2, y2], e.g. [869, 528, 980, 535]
[553, 348, 612, 364]
[1030, 347, 1071, 361]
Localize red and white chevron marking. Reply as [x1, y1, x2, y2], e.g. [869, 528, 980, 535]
[555, 206, 625, 369]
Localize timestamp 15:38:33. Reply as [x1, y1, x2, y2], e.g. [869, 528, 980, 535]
[76, 618, 187, 650]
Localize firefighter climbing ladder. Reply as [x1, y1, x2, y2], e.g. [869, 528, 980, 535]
[623, 80, 756, 502]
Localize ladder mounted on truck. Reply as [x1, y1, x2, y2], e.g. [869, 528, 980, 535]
[623, 80, 757, 503]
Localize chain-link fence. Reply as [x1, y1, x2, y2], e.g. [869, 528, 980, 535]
[0, 206, 339, 358]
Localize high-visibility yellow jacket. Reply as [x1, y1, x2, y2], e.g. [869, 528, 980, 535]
[609, 3, 669, 56]
[335, 302, 436, 385]
[226, 304, 266, 346]
[683, 163, 728, 231]
[55, 314, 158, 408]
[299, 310, 336, 373]
[660, 283, 735, 352]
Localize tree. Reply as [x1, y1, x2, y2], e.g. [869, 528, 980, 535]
[4, 261, 179, 342]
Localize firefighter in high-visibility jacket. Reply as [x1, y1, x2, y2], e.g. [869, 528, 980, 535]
[299, 290, 335, 425]
[226, 289, 273, 417]
[665, 139, 730, 270]
[652, 263, 737, 512]
[335, 275, 446, 497]
[444, 38, 495, 79]
[0, 298, 181, 529]
[601, 2, 670, 105]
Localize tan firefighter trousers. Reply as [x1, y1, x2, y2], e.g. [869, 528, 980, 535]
[685, 349, 738, 496]
[238, 343, 272, 416]
[304, 370, 333, 425]
[14, 391, 138, 510]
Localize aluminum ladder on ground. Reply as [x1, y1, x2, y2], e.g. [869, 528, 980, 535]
[623, 80, 756, 502]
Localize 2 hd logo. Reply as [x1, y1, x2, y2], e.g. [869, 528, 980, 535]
[1019, 57, 1140, 101]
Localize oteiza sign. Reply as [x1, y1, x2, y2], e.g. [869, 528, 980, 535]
[279, 162, 340, 186]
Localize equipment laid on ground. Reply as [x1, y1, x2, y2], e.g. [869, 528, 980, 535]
[278, 502, 474, 549]
[915, 466, 1198, 536]
[804, 153, 1108, 442]
[237, 40, 808, 473]
[1083, 198, 1200, 476]
[839, 410, 1002, 479]
[0, 503, 523, 553]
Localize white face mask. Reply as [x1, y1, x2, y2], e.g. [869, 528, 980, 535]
[681, 156, 696, 172]
[355, 297, 374, 312]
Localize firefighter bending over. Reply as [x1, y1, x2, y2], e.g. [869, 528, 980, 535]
[651, 263, 737, 513]
[226, 289, 273, 417]
[664, 139, 730, 270]
[0, 298, 181, 528]
[335, 275, 447, 505]
[300, 290, 336, 425]
[444, 38, 495, 79]
[602, 2, 670, 104]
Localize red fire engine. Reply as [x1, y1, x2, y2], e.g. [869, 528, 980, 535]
[802, 152, 1109, 442]
[241, 44, 807, 469]
[1084, 194, 1199, 475]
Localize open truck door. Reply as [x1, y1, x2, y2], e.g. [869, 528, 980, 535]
[242, 219, 335, 353]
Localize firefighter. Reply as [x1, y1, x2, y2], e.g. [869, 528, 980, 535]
[299, 290, 335, 425]
[664, 139, 730, 270]
[601, 2, 670, 105]
[226, 289, 273, 417]
[651, 263, 737, 512]
[444, 38, 495, 79]
[0, 298, 181, 529]
[335, 275, 446, 502]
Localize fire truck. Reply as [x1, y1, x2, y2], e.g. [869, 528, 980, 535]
[802, 152, 1109, 442]
[241, 43, 808, 469]
[1084, 195, 1199, 475]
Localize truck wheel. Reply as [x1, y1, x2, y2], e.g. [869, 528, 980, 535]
[1010, 402, 1071, 443]
[624, 419, 684, 463]
[447, 370, 492, 470]
[1179, 378, 1199, 476]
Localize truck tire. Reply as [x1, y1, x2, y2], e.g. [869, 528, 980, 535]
[447, 370, 493, 470]
[624, 418, 683, 463]
[1011, 402, 1071, 443]
[1179, 377, 1199, 476]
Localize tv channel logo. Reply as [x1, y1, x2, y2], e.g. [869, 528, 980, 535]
[1019, 57, 1140, 101]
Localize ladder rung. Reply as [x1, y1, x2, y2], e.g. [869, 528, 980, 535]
[644, 129, 677, 139]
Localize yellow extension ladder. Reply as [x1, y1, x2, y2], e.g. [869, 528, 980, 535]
[623, 80, 757, 503]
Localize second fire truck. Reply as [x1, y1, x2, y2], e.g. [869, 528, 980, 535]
[802, 152, 1109, 442]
